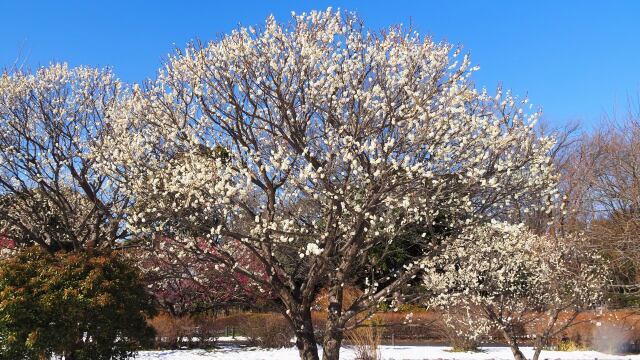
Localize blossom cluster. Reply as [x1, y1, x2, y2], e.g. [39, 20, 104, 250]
[423, 221, 608, 341]
[95, 10, 559, 306]
[0, 64, 125, 251]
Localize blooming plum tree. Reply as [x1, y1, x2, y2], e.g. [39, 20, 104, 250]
[0, 65, 129, 252]
[423, 222, 608, 360]
[97, 9, 558, 360]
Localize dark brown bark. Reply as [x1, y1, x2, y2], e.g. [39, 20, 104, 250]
[500, 328, 528, 360]
[288, 306, 320, 360]
[322, 312, 344, 360]
[322, 336, 342, 360]
[321, 265, 345, 360]
[295, 331, 319, 360]
[532, 347, 543, 360]
[508, 341, 527, 360]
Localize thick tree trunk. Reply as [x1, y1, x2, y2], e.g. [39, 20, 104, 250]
[296, 329, 320, 360]
[500, 329, 528, 360]
[291, 307, 320, 360]
[322, 319, 343, 360]
[532, 347, 543, 360]
[322, 283, 344, 360]
[509, 344, 527, 360]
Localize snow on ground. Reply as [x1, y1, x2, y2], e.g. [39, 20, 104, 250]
[136, 345, 640, 360]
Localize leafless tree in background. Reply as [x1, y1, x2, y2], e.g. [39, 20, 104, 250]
[557, 104, 640, 303]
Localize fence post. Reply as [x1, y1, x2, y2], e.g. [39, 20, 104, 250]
[391, 332, 395, 347]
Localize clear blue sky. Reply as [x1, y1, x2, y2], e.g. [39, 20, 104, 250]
[1, 1, 639, 128]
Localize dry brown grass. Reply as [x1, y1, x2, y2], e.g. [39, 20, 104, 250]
[148, 308, 640, 353]
[148, 313, 193, 348]
[148, 312, 220, 349]
[363, 310, 442, 340]
[346, 318, 384, 360]
[553, 310, 640, 353]
[314, 286, 363, 310]
[238, 312, 294, 348]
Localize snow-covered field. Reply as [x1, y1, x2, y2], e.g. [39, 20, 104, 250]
[136, 345, 640, 360]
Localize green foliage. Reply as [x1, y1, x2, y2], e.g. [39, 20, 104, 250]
[363, 219, 453, 290]
[0, 248, 156, 360]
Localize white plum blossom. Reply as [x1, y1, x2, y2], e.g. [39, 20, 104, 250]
[423, 222, 608, 360]
[96, 9, 559, 360]
[0, 64, 128, 252]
